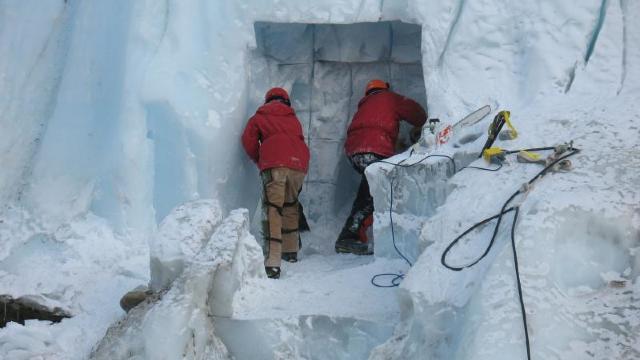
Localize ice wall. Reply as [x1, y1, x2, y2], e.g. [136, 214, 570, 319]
[0, 1, 72, 206]
[0, 0, 415, 248]
[249, 21, 426, 252]
[1, 0, 640, 359]
[0, 2, 410, 357]
[411, 0, 636, 118]
[2, 0, 637, 252]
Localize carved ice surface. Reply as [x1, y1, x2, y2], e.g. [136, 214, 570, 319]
[249, 20, 425, 255]
[1, 0, 639, 359]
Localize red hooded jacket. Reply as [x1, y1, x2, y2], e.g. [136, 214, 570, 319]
[344, 90, 427, 157]
[242, 101, 310, 173]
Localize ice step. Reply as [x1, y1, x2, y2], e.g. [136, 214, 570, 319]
[215, 315, 394, 360]
[230, 254, 406, 322]
[218, 254, 404, 359]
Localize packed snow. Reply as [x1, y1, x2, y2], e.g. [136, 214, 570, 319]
[0, 0, 638, 359]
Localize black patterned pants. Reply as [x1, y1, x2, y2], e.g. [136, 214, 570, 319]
[337, 153, 384, 241]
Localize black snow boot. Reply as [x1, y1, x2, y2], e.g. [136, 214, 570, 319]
[335, 238, 373, 255]
[265, 266, 281, 279]
[282, 252, 298, 263]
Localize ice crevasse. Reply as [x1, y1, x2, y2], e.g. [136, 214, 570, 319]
[0, 0, 639, 359]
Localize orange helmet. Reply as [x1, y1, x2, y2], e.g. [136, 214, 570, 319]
[265, 87, 290, 104]
[365, 79, 389, 95]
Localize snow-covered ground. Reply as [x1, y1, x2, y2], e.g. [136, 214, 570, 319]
[1, 0, 639, 359]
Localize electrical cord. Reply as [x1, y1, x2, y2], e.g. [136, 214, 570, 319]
[371, 151, 456, 287]
[371, 176, 412, 288]
[371, 145, 571, 288]
[367, 140, 578, 359]
[440, 146, 580, 360]
[371, 147, 506, 287]
[463, 163, 503, 171]
[371, 150, 504, 287]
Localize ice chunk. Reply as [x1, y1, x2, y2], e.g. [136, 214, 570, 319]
[149, 199, 224, 291]
[366, 150, 476, 260]
[92, 208, 263, 359]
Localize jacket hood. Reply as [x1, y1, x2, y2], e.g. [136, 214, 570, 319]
[257, 101, 295, 116]
[357, 89, 390, 108]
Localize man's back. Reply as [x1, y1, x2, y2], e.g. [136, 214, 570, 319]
[344, 90, 426, 157]
[241, 101, 309, 172]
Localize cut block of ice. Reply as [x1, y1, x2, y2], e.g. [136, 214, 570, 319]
[149, 199, 223, 292]
[332, 153, 362, 210]
[391, 21, 422, 64]
[310, 61, 351, 114]
[367, 151, 476, 259]
[307, 139, 343, 183]
[390, 63, 428, 111]
[284, 64, 313, 111]
[271, 62, 313, 111]
[348, 62, 392, 118]
[301, 182, 337, 223]
[309, 110, 350, 142]
[295, 110, 312, 140]
[315, 23, 392, 63]
[254, 22, 313, 64]
[247, 57, 313, 114]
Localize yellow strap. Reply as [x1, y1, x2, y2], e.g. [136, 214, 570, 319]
[503, 111, 518, 139]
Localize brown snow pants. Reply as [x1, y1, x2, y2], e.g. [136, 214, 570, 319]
[261, 167, 306, 267]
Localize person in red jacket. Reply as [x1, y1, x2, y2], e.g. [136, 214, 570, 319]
[335, 79, 427, 255]
[242, 87, 310, 279]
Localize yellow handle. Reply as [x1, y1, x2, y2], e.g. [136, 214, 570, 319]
[519, 150, 541, 161]
[483, 147, 504, 162]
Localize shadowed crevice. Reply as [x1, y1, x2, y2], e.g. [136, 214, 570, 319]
[1, 295, 71, 327]
[585, 0, 608, 64]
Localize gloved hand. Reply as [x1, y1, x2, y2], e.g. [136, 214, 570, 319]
[409, 126, 423, 143]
